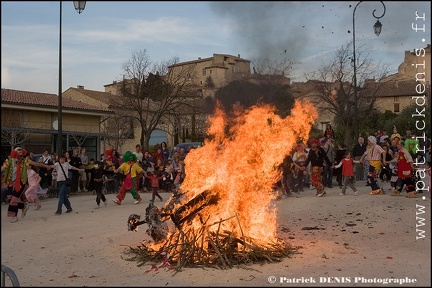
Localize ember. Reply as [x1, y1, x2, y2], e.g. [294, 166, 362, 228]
[125, 100, 317, 271]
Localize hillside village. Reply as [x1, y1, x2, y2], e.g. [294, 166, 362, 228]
[1, 45, 430, 162]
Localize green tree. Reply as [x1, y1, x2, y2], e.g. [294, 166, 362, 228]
[205, 76, 215, 89]
[358, 109, 397, 136]
[384, 104, 431, 138]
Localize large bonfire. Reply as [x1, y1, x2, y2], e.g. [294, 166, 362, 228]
[125, 99, 317, 272]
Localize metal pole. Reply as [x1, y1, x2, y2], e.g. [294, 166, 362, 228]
[352, 2, 360, 140]
[56, 2, 86, 156]
[352, 1, 386, 140]
[57, 1, 63, 157]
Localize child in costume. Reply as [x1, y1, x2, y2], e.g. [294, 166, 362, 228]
[2, 147, 50, 222]
[25, 162, 46, 210]
[367, 165, 381, 194]
[112, 151, 143, 205]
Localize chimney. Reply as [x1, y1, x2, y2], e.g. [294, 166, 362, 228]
[238, 54, 240, 58]
[77, 85, 84, 89]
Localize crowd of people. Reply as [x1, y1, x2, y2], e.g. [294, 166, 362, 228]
[1, 142, 189, 223]
[2, 126, 431, 223]
[273, 125, 431, 200]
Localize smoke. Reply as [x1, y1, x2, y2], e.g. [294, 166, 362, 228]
[210, 2, 351, 66]
[209, 2, 431, 80]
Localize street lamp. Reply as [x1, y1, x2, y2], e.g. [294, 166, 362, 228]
[57, 1, 86, 157]
[73, 1, 86, 14]
[352, 1, 386, 140]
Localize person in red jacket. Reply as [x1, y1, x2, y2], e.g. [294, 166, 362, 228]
[334, 151, 360, 196]
[145, 171, 164, 202]
[388, 140, 416, 197]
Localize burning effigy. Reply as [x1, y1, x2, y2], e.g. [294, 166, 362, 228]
[124, 99, 318, 272]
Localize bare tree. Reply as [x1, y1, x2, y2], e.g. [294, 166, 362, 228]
[110, 49, 201, 150]
[68, 129, 92, 151]
[305, 43, 390, 146]
[100, 110, 132, 152]
[1, 127, 31, 151]
[1, 108, 32, 150]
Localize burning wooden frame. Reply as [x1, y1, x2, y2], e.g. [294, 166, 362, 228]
[124, 191, 296, 272]
[122, 100, 317, 272]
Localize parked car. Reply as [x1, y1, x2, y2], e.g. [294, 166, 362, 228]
[173, 142, 203, 156]
[33, 154, 43, 163]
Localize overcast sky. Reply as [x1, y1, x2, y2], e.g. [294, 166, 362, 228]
[1, 1, 430, 94]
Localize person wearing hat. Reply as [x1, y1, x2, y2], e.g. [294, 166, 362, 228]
[1, 147, 52, 222]
[111, 151, 143, 205]
[359, 136, 387, 195]
[301, 138, 334, 197]
[390, 126, 401, 141]
[404, 135, 419, 158]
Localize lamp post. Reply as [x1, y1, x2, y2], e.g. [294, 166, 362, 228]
[57, 1, 86, 157]
[352, 1, 386, 139]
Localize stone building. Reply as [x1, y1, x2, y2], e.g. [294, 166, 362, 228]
[167, 53, 251, 99]
[101, 54, 253, 151]
[370, 44, 431, 113]
[395, 44, 431, 84]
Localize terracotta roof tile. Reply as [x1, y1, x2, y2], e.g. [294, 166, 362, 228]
[362, 79, 427, 97]
[1, 88, 113, 113]
[67, 87, 116, 105]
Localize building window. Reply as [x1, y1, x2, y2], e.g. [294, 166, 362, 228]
[210, 70, 212, 75]
[202, 69, 206, 76]
[393, 96, 399, 102]
[394, 103, 400, 113]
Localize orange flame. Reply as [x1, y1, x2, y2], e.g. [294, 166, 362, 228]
[159, 99, 317, 247]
